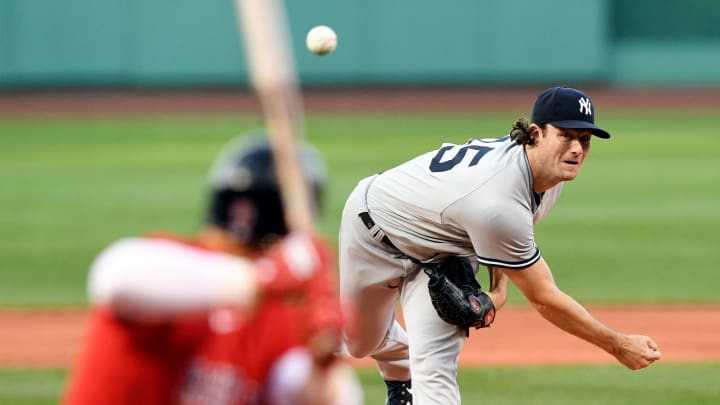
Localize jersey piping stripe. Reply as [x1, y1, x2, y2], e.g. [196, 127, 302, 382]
[477, 248, 540, 269]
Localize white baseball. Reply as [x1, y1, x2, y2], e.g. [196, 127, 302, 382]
[306, 25, 337, 56]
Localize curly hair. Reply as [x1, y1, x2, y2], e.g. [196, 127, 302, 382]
[509, 117, 534, 145]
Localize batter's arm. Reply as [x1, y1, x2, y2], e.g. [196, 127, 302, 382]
[88, 238, 260, 321]
[503, 257, 661, 370]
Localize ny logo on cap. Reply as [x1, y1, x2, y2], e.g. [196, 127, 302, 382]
[578, 97, 592, 115]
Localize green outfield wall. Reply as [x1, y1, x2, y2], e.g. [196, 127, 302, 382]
[0, 0, 718, 88]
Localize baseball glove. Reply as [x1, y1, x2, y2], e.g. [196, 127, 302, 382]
[424, 256, 496, 332]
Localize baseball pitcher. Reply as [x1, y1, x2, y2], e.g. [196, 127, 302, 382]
[338, 87, 661, 404]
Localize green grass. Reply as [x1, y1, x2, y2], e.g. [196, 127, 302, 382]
[3, 363, 719, 404]
[0, 369, 67, 405]
[360, 362, 720, 404]
[1, 111, 719, 306]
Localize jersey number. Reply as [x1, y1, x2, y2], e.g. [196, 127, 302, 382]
[429, 145, 492, 172]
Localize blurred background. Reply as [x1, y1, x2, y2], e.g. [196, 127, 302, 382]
[1, 0, 719, 88]
[1, 0, 719, 404]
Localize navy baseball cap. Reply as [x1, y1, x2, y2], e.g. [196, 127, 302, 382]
[531, 86, 610, 139]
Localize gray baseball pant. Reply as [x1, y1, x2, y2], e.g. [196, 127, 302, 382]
[338, 176, 468, 404]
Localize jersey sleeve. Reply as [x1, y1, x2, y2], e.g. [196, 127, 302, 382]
[88, 238, 258, 318]
[467, 203, 540, 269]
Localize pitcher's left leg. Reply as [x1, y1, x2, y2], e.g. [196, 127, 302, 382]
[400, 268, 466, 405]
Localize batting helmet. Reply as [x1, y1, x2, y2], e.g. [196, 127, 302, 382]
[205, 133, 326, 247]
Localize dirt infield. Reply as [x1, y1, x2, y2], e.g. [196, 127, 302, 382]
[2, 306, 720, 368]
[2, 87, 720, 117]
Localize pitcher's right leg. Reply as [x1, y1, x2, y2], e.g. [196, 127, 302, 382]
[338, 178, 411, 381]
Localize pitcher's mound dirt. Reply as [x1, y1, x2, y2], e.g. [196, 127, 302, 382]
[2, 306, 719, 368]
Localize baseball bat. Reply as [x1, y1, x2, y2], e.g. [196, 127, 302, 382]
[234, 0, 313, 234]
[234, 0, 336, 363]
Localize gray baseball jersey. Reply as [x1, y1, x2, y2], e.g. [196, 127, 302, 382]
[365, 136, 563, 268]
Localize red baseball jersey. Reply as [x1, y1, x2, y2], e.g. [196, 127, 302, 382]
[64, 300, 308, 405]
[63, 234, 332, 405]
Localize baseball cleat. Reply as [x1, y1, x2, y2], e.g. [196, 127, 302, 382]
[384, 379, 412, 405]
